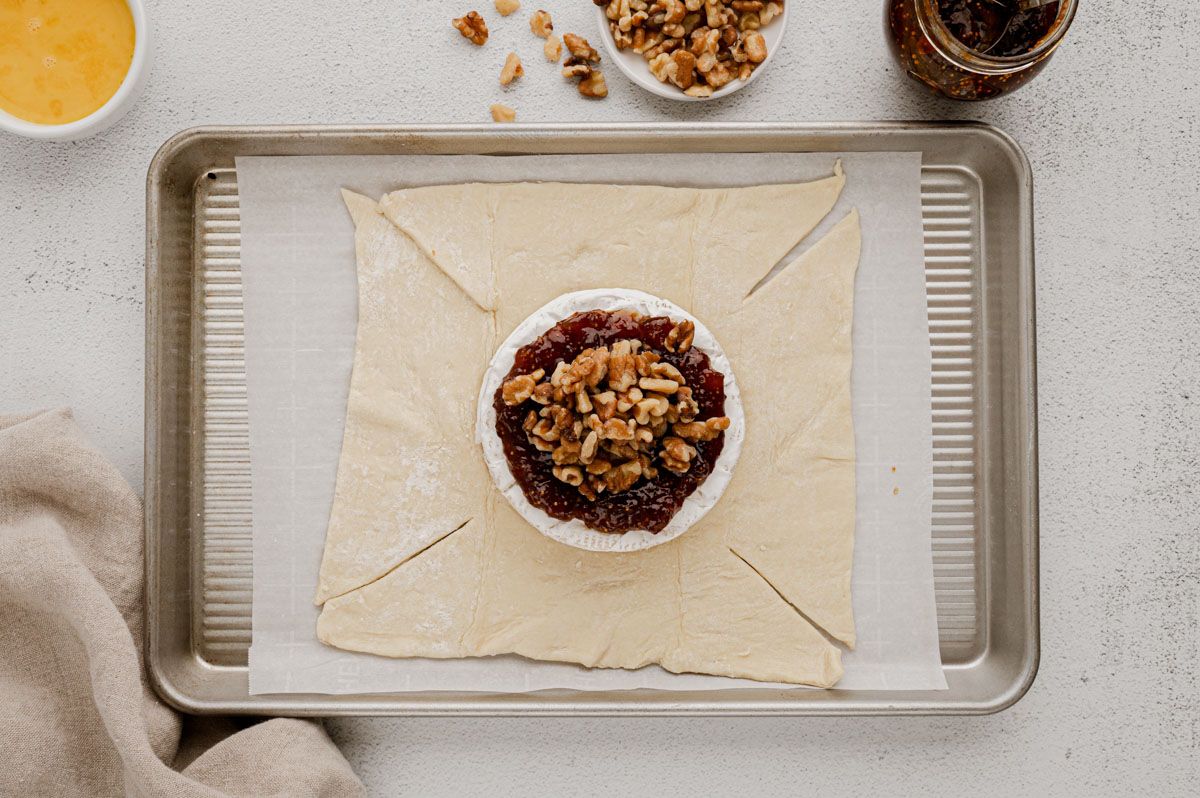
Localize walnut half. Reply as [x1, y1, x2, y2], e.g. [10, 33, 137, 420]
[563, 33, 600, 62]
[453, 11, 489, 46]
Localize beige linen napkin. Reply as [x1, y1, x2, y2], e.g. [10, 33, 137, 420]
[0, 408, 365, 798]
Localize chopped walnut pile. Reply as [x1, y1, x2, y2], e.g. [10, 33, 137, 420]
[501, 321, 730, 502]
[560, 33, 608, 98]
[453, 11, 489, 45]
[595, 0, 782, 96]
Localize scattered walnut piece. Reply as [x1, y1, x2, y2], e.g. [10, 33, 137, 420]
[563, 33, 600, 62]
[490, 103, 516, 122]
[594, 0, 781, 94]
[543, 34, 562, 61]
[453, 11, 489, 45]
[562, 56, 592, 79]
[500, 52, 524, 85]
[578, 71, 609, 98]
[529, 9, 553, 37]
[494, 0, 521, 16]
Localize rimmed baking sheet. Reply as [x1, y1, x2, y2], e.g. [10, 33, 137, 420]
[236, 152, 944, 694]
[145, 123, 1038, 715]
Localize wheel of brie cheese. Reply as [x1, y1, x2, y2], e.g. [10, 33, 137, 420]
[477, 289, 745, 552]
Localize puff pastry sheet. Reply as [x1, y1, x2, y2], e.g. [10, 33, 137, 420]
[314, 170, 860, 687]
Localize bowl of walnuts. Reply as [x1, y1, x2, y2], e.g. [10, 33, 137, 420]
[594, 0, 788, 101]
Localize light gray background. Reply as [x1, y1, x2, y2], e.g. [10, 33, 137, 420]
[0, 1, 1196, 795]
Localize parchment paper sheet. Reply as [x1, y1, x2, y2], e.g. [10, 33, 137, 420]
[239, 152, 947, 693]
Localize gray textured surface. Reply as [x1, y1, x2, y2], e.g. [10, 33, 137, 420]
[0, 0, 1196, 795]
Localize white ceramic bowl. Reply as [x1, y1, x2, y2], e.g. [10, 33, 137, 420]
[595, 2, 790, 102]
[0, 0, 151, 142]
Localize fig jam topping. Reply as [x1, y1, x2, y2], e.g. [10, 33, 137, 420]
[937, 0, 1059, 58]
[495, 309, 728, 534]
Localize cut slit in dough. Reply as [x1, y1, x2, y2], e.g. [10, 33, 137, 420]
[315, 170, 859, 687]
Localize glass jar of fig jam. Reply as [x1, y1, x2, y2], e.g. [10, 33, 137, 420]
[886, 0, 1077, 101]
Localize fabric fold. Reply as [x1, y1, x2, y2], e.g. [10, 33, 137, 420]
[0, 409, 364, 798]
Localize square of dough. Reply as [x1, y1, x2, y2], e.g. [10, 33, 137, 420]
[316, 172, 859, 687]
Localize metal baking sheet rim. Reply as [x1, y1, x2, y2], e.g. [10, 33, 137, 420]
[145, 122, 1039, 716]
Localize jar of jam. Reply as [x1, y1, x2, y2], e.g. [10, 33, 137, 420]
[886, 0, 1077, 101]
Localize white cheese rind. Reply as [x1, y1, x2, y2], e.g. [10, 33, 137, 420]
[477, 289, 745, 552]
